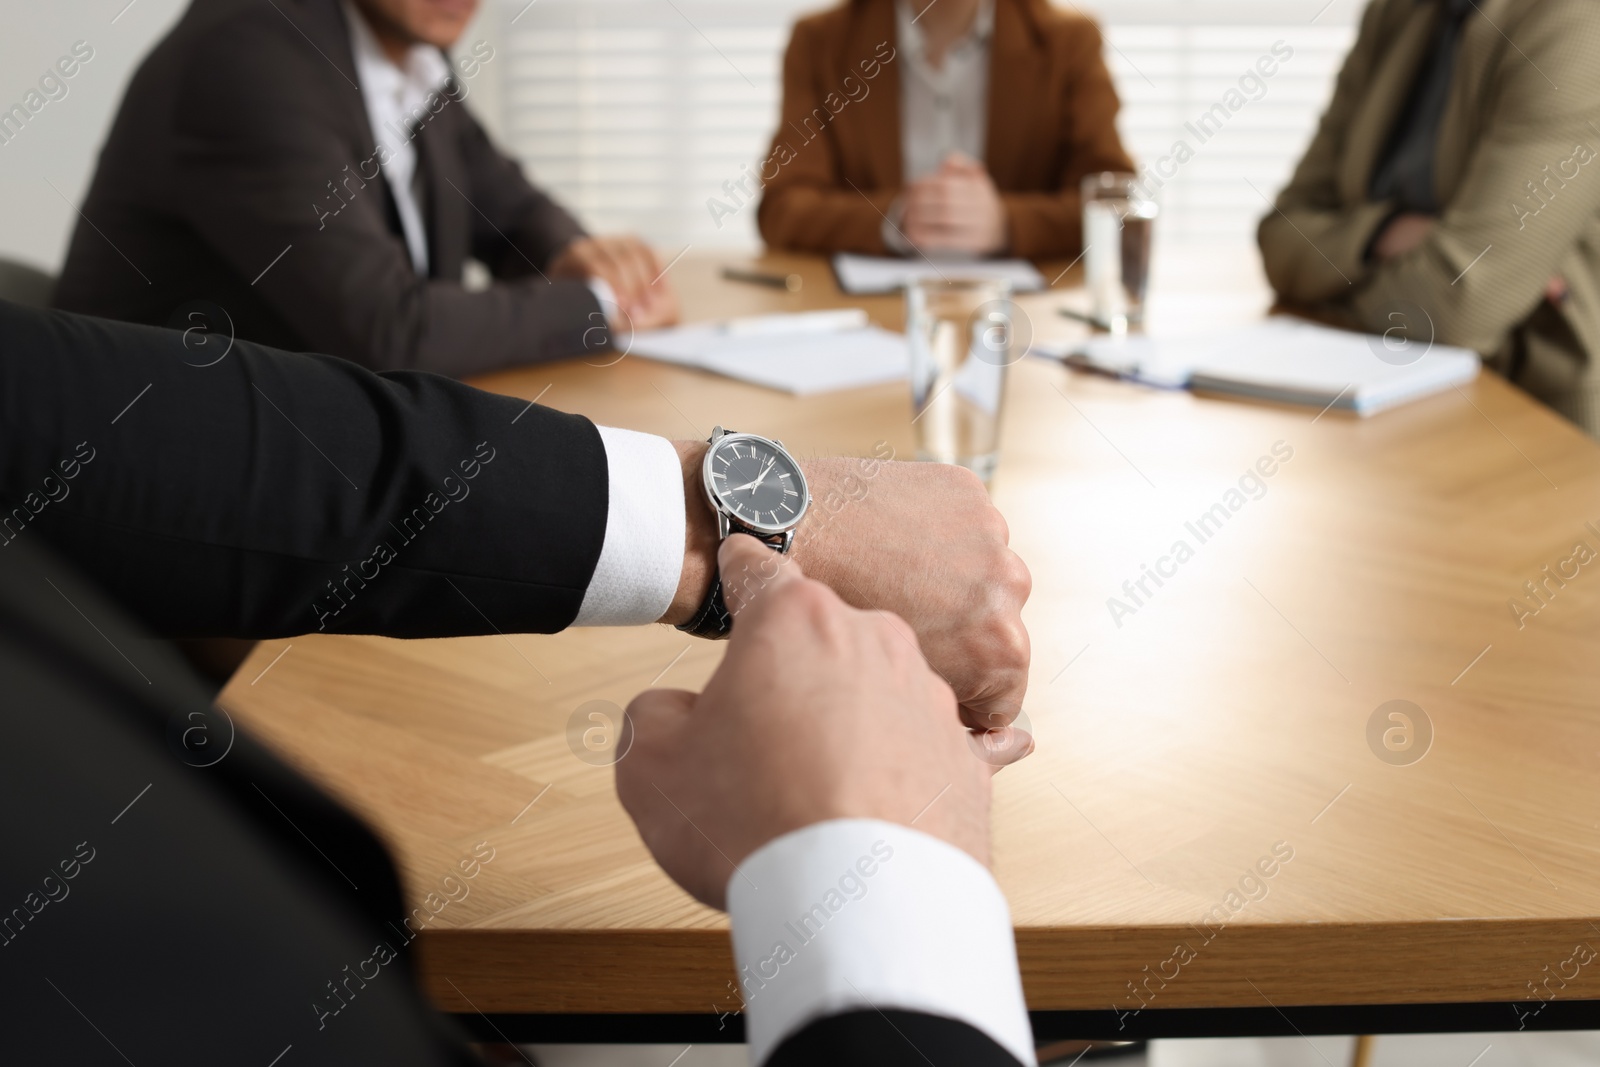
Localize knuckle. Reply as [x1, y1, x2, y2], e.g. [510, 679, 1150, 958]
[773, 577, 839, 626]
[987, 506, 1011, 545]
[997, 551, 1032, 602]
[974, 506, 1008, 545]
[978, 551, 1029, 613]
[995, 613, 1031, 668]
[943, 462, 986, 498]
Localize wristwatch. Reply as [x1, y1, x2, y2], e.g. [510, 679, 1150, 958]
[676, 426, 811, 639]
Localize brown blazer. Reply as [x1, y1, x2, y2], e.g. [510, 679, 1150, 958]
[756, 0, 1134, 260]
[53, 0, 598, 377]
[1259, 0, 1600, 434]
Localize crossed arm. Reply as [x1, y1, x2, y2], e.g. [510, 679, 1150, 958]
[1258, 0, 1600, 355]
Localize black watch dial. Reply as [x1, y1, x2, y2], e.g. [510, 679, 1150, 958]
[708, 436, 807, 532]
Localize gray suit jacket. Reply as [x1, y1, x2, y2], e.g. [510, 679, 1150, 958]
[54, 0, 601, 376]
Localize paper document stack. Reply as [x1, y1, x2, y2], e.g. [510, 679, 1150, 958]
[1060, 317, 1480, 415]
[628, 309, 909, 395]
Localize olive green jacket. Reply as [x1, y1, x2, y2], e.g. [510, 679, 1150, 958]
[1259, 0, 1600, 433]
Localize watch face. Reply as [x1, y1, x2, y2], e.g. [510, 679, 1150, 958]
[706, 434, 808, 532]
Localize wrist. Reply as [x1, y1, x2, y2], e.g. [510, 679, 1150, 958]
[664, 439, 716, 626]
[987, 196, 1011, 255]
[666, 444, 845, 629]
[782, 456, 856, 581]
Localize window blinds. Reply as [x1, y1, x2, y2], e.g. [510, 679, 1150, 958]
[490, 0, 1360, 249]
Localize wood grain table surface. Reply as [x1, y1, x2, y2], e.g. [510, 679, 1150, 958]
[220, 247, 1600, 1031]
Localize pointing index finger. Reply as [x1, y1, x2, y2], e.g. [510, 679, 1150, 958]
[719, 534, 803, 617]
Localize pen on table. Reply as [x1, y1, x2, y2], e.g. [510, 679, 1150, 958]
[722, 266, 803, 292]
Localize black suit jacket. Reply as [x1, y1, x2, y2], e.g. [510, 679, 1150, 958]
[53, 0, 602, 376]
[0, 301, 1024, 1066]
[0, 299, 609, 637]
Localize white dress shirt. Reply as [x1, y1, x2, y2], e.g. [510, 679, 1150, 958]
[884, 0, 997, 253]
[344, 7, 658, 622]
[898, 0, 995, 182]
[571, 426, 685, 626]
[732, 819, 1036, 1064]
[343, 3, 600, 291]
[344, 1, 451, 275]
[343, 7, 671, 624]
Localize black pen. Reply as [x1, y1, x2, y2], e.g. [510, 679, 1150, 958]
[722, 267, 803, 292]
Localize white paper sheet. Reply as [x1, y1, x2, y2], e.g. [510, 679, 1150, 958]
[628, 322, 910, 395]
[1061, 317, 1481, 414]
[832, 253, 1046, 295]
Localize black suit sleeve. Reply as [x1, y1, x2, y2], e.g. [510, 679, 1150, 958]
[164, 10, 598, 376]
[0, 301, 609, 639]
[0, 540, 1027, 1066]
[0, 539, 485, 1066]
[768, 1009, 1027, 1066]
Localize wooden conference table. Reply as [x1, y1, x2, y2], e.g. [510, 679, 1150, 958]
[221, 249, 1600, 1042]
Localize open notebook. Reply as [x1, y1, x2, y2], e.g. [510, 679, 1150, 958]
[1059, 317, 1481, 415]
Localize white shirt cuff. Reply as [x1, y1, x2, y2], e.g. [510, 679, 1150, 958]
[571, 426, 684, 626]
[727, 819, 1035, 1066]
[586, 277, 617, 315]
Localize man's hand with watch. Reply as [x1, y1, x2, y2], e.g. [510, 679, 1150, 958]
[673, 427, 811, 639]
[664, 427, 1032, 732]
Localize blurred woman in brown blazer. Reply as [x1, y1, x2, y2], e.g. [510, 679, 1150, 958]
[753, 0, 1134, 260]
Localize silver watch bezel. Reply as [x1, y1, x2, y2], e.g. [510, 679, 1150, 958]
[700, 427, 811, 539]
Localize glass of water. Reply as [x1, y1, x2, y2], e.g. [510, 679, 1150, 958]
[906, 278, 1020, 484]
[1081, 172, 1157, 333]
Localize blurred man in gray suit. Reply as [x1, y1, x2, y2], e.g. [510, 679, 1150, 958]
[55, 0, 677, 375]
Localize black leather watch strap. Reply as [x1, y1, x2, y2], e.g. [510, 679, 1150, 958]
[675, 427, 797, 641]
[676, 523, 786, 641]
[676, 572, 732, 640]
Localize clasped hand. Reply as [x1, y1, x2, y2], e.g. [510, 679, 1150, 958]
[900, 153, 1008, 257]
[620, 535, 1034, 909]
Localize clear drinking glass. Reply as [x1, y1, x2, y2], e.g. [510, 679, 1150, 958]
[906, 278, 1019, 484]
[1081, 171, 1158, 333]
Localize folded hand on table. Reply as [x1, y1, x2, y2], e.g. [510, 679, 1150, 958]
[900, 153, 1008, 257]
[550, 234, 681, 330]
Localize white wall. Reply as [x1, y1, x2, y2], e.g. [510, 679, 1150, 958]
[0, 0, 188, 273]
[0, 0, 500, 276]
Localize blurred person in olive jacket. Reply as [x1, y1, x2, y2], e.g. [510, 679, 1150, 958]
[1259, 0, 1600, 435]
